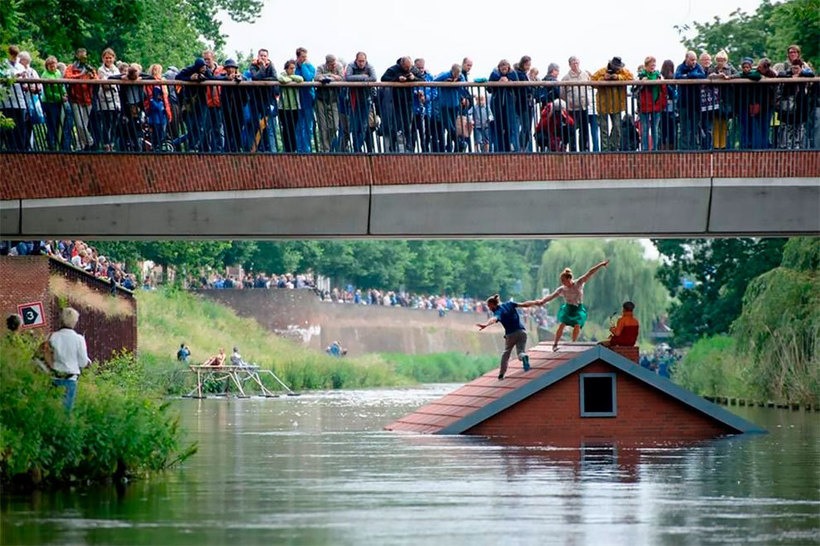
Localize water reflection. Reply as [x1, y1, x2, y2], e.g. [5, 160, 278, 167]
[2, 387, 818, 545]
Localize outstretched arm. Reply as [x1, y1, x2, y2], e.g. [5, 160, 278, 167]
[578, 260, 609, 284]
[516, 299, 544, 309]
[538, 288, 562, 306]
[476, 316, 499, 330]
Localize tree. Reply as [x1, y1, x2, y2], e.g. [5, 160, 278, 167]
[731, 237, 819, 403]
[7, 0, 263, 68]
[652, 238, 787, 345]
[676, 0, 819, 68]
[538, 239, 668, 334]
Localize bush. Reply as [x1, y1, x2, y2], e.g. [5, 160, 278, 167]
[672, 335, 754, 399]
[0, 337, 196, 488]
[381, 352, 497, 383]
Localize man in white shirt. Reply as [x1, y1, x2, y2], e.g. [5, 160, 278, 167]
[48, 307, 91, 410]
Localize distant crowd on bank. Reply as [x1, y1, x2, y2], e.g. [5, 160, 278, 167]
[0, 239, 143, 291]
[2, 43, 818, 154]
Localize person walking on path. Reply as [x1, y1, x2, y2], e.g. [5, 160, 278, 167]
[540, 260, 609, 351]
[476, 294, 543, 380]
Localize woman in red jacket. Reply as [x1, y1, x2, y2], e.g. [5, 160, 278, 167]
[636, 56, 666, 151]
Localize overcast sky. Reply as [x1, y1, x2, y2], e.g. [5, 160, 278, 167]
[220, 0, 764, 77]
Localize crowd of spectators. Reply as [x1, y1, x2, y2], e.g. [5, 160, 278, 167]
[2, 43, 817, 154]
[1, 239, 142, 291]
[194, 271, 317, 290]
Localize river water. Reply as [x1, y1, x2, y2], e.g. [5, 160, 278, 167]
[2, 385, 819, 545]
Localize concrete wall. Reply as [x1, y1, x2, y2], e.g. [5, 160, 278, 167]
[0, 256, 137, 362]
[195, 288, 502, 356]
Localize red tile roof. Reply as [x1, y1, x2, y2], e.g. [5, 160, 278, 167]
[385, 343, 593, 434]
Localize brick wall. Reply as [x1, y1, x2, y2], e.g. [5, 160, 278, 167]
[467, 361, 732, 440]
[0, 256, 52, 333]
[0, 256, 137, 361]
[48, 259, 137, 361]
[2, 151, 817, 200]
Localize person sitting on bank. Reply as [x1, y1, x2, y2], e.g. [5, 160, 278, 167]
[230, 346, 247, 367]
[600, 301, 640, 347]
[203, 348, 226, 367]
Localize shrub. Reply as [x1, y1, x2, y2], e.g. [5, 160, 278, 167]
[0, 337, 196, 488]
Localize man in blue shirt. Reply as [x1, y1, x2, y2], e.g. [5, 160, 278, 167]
[477, 294, 544, 380]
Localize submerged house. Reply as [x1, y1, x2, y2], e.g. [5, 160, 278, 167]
[386, 343, 764, 440]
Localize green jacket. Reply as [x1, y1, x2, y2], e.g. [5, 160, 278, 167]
[41, 69, 66, 104]
[277, 73, 304, 110]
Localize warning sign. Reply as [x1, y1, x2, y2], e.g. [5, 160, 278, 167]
[17, 301, 45, 329]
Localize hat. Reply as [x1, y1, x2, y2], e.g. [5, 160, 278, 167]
[741, 57, 754, 66]
[223, 58, 238, 69]
[193, 58, 206, 70]
[609, 56, 625, 70]
[167, 66, 179, 73]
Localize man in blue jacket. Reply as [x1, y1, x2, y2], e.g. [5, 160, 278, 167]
[477, 294, 543, 380]
[431, 64, 472, 152]
[295, 47, 315, 153]
[675, 51, 706, 150]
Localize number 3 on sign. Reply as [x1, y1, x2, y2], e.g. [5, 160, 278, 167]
[17, 301, 45, 329]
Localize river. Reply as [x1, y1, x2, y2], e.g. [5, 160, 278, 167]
[2, 385, 819, 545]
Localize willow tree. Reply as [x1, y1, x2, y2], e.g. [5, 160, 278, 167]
[537, 239, 668, 335]
[732, 237, 820, 403]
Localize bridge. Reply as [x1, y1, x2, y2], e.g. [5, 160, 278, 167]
[2, 151, 818, 237]
[2, 79, 818, 238]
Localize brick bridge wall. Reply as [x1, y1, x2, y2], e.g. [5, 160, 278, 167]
[194, 289, 502, 356]
[0, 256, 137, 362]
[2, 151, 818, 200]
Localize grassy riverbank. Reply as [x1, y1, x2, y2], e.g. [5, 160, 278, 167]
[137, 288, 496, 394]
[0, 337, 196, 488]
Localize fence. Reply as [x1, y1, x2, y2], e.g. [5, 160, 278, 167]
[2, 78, 819, 153]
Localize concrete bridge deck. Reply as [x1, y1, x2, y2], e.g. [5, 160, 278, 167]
[2, 151, 818, 238]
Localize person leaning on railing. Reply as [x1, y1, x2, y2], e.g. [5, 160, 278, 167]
[674, 51, 706, 151]
[278, 59, 304, 153]
[705, 51, 737, 150]
[776, 59, 815, 149]
[344, 52, 377, 153]
[590, 57, 634, 152]
[41, 55, 66, 151]
[248, 49, 279, 153]
[215, 59, 247, 153]
[561, 56, 592, 152]
[635, 57, 666, 151]
[64, 48, 97, 151]
[314, 54, 344, 153]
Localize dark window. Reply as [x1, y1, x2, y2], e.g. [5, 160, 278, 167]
[580, 373, 616, 417]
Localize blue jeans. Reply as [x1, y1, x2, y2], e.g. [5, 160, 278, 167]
[53, 378, 78, 410]
[588, 111, 600, 152]
[640, 112, 661, 151]
[296, 101, 314, 153]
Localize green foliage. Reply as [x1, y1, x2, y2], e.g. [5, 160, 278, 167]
[381, 352, 497, 383]
[653, 238, 786, 345]
[677, 0, 819, 68]
[731, 240, 819, 404]
[538, 239, 668, 334]
[0, 337, 195, 488]
[670, 238, 820, 405]
[6, 0, 262, 68]
[672, 335, 754, 398]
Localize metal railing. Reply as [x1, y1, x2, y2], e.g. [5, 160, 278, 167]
[2, 78, 819, 153]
